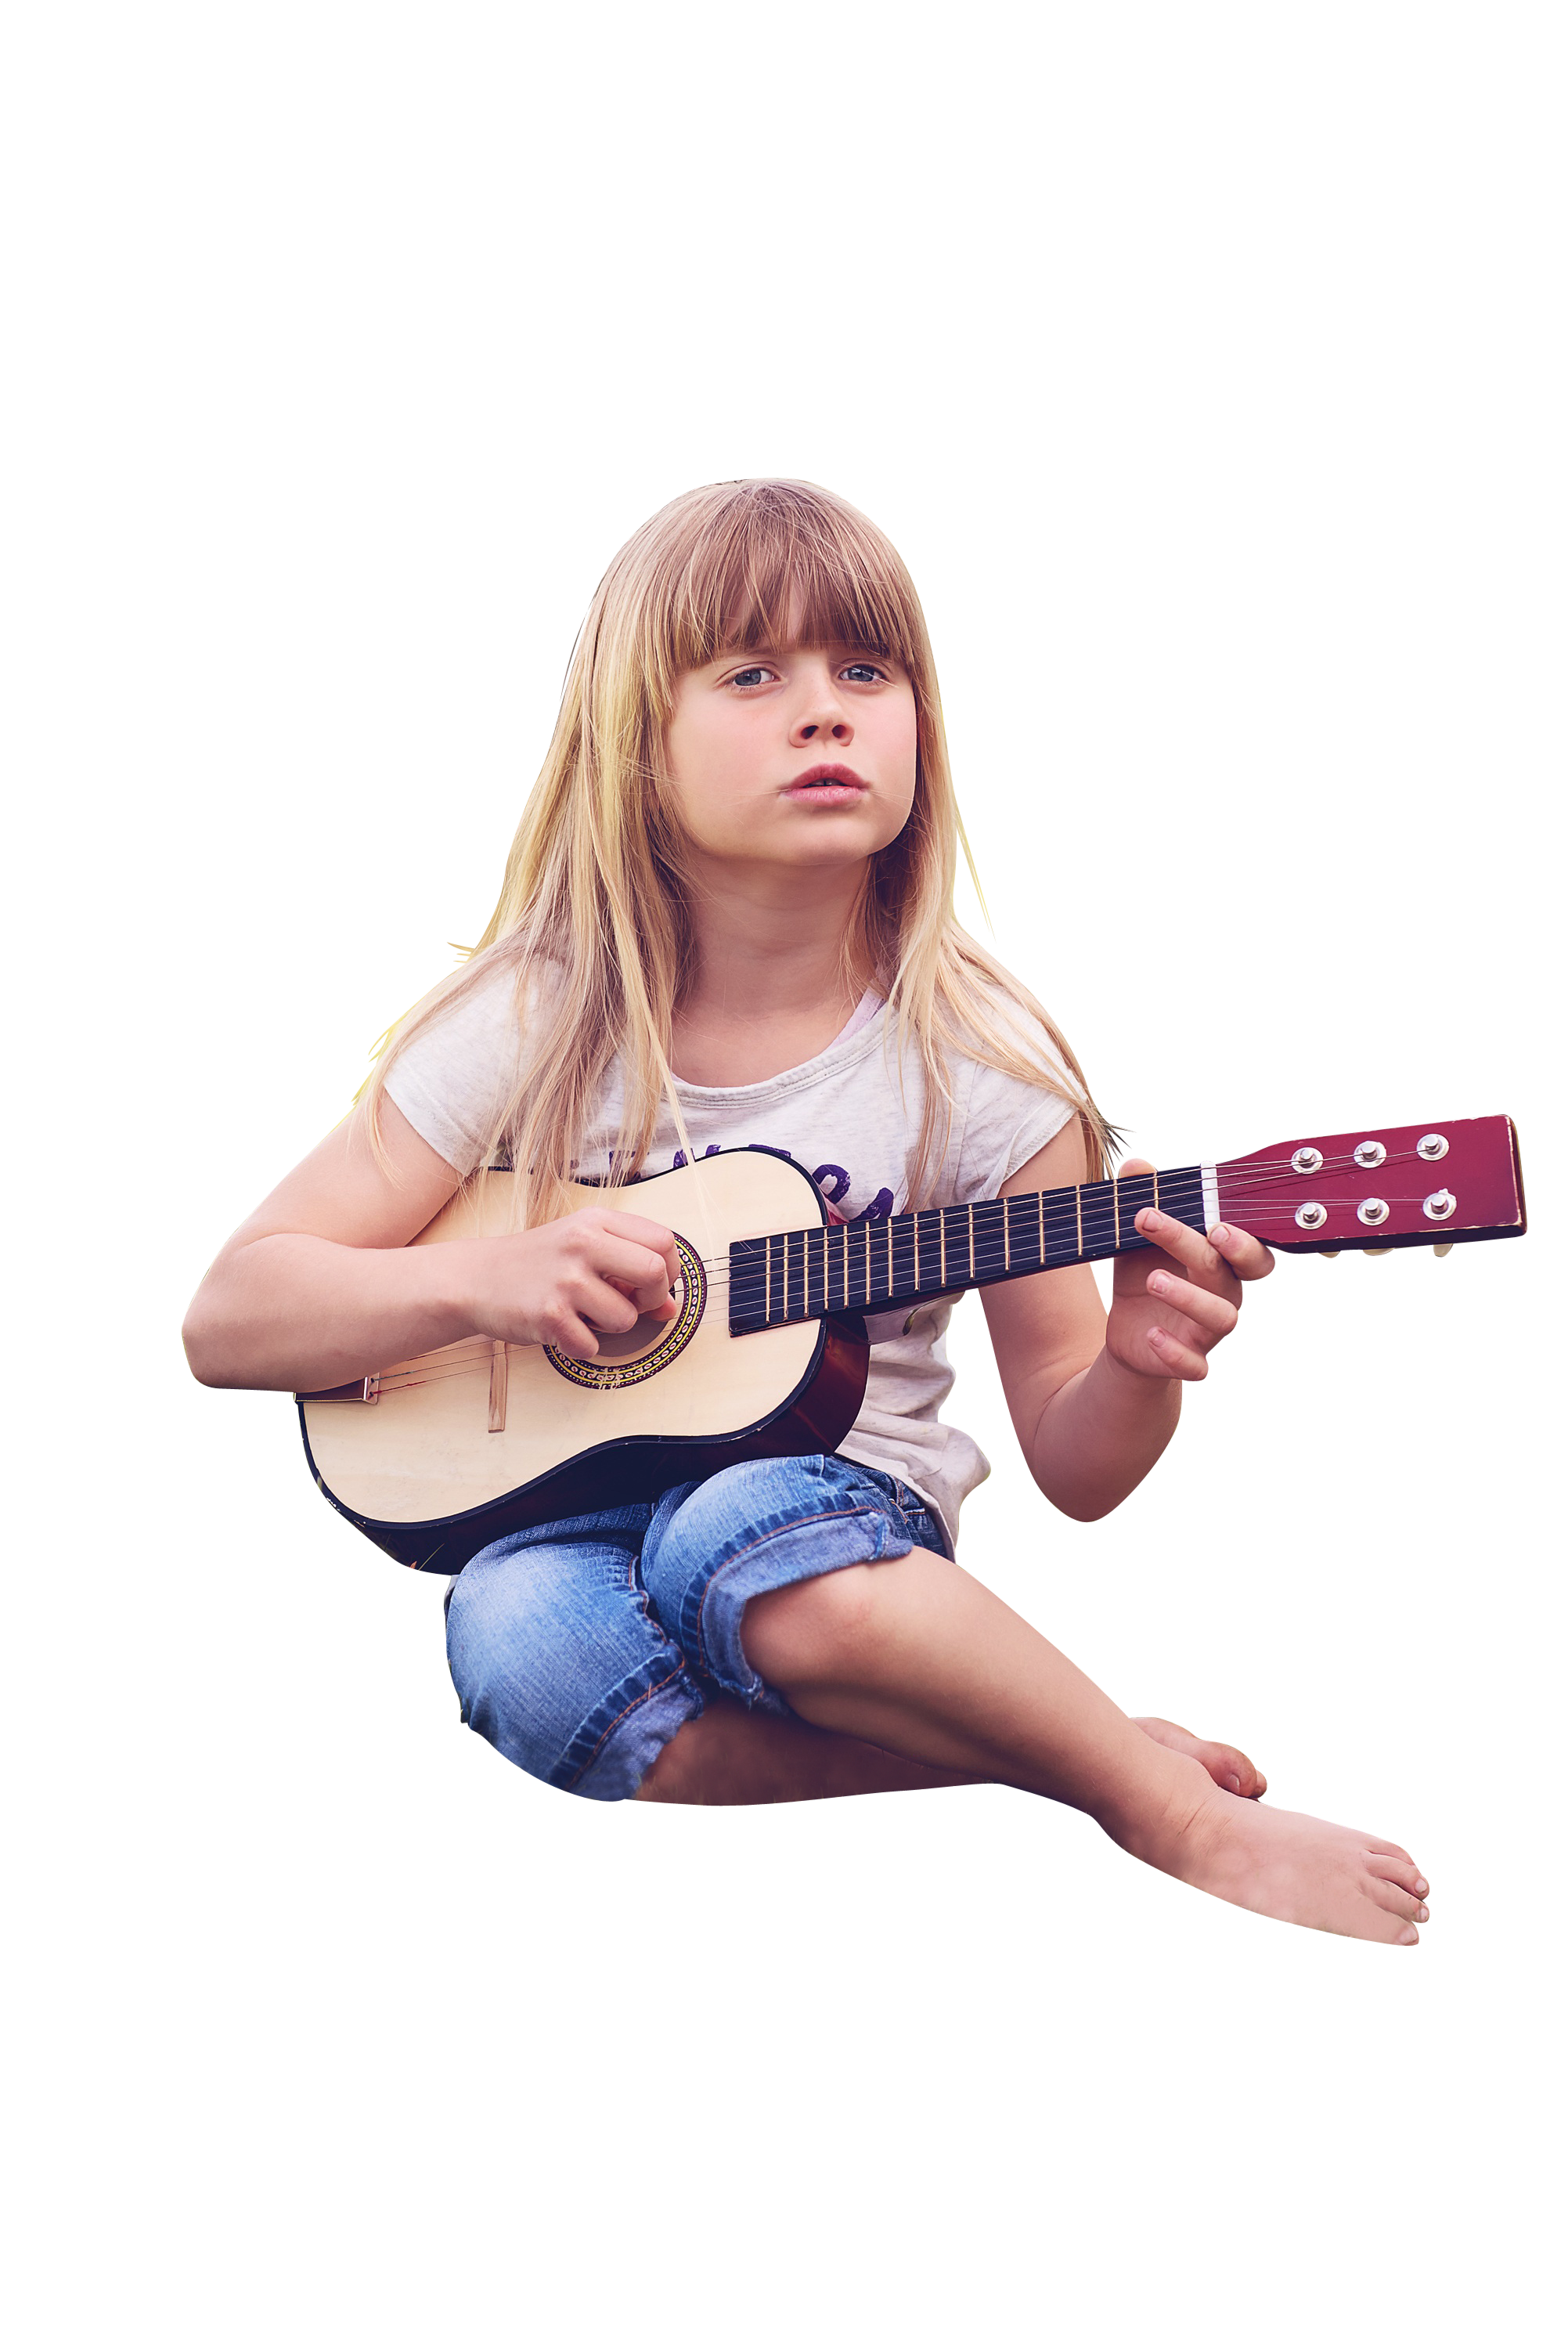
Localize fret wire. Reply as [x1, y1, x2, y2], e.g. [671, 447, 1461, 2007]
[1003, 1196, 1010, 1272]
[1076, 1185, 1083, 1257]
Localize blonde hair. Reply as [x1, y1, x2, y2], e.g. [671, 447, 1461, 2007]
[362, 478, 1113, 1221]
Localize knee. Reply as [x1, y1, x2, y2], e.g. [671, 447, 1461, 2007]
[742, 1564, 880, 1688]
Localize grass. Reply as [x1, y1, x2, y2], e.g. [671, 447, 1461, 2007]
[180, 1165, 1418, 1936]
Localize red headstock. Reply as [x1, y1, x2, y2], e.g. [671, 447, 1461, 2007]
[1214, 1115, 1526, 1254]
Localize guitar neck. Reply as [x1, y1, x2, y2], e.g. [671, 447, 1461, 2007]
[726, 1166, 1208, 1333]
[725, 1113, 1526, 1334]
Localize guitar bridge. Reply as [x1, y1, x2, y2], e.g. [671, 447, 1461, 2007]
[297, 1374, 381, 1404]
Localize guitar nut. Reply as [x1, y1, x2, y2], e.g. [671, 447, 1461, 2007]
[1357, 1196, 1390, 1226]
[1422, 1189, 1457, 1221]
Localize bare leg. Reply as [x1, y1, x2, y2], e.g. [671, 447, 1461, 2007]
[637, 1692, 982, 1805]
[738, 1550, 1429, 1944]
[638, 1696, 1266, 1806]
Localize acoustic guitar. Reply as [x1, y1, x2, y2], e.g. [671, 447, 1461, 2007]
[299, 1114, 1525, 1575]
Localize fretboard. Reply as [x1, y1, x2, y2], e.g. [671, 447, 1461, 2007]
[726, 1166, 1208, 1333]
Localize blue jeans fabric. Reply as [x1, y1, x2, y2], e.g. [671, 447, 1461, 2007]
[445, 1453, 946, 1802]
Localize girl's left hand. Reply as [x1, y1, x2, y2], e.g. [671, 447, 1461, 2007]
[1107, 1156, 1274, 1381]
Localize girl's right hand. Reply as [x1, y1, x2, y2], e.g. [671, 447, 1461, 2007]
[456, 1207, 681, 1359]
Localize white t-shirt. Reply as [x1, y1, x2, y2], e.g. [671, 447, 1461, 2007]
[385, 973, 1074, 1551]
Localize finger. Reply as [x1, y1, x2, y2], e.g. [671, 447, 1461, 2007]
[600, 1211, 681, 1286]
[1209, 1222, 1276, 1282]
[1145, 1270, 1239, 1340]
[543, 1304, 602, 1360]
[578, 1276, 651, 1336]
[588, 1236, 680, 1312]
[1133, 1209, 1234, 1288]
[1145, 1326, 1209, 1380]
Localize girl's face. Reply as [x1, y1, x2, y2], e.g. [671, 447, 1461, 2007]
[663, 638, 918, 875]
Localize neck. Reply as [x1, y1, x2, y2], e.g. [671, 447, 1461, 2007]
[680, 853, 869, 1017]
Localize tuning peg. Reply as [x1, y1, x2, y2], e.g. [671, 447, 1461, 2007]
[1433, 1243, 1453, 1258]
[1362, 1247, 1393, 1257]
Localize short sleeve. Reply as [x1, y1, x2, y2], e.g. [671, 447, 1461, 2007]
[382, 968, 524, 1177]
[953, 1057, 1076, 1203]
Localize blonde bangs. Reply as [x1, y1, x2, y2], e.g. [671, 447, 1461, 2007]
[657, 482, 928, 678]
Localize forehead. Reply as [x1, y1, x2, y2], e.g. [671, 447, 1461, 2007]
[669, 545, 911, 672]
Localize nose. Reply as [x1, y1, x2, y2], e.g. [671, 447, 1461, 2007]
[788, 666, 853, 749]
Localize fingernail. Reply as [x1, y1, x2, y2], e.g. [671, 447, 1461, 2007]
[1148, 1272, 1169, 1294]
[1223, 1773, 1241, 1794]
[1415, 1878, 1428, 1896]
[1400, 1925, 1419, 1944]
[1416, 1904, 1429, 1921]
[1211, 1225, 1230, 1243]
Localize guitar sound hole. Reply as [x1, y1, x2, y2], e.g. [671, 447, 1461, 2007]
[591, 1286, 685, 1362]
[543, 1237, 706, 1391]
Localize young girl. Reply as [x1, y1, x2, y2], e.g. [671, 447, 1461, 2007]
[183, 478, 1429, 1944]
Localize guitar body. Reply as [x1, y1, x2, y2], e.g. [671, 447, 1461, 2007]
[299, 1150, 870, 1575]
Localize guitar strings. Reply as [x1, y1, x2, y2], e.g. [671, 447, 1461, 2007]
[313, 1149, 1457, 1391]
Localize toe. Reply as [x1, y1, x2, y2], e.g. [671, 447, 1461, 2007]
[1366, 1852, 1428, 1898]
[1367, 1874, 1429, 1925]
[1213, 1742, 1266, 1799]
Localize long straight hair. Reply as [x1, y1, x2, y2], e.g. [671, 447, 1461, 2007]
[361, 479, 1113, 1221]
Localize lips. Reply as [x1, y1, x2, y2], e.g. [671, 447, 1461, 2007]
[782, 763, 869, 803]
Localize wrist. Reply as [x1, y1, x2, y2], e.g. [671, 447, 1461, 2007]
[409, 1234, 489, 1347]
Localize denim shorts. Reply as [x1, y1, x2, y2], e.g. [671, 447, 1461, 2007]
[444, 1452, 946, 1801]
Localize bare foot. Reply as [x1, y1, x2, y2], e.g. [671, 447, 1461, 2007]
[1134, 1716, 1267, 1799]
[1126, 1753, 1431, 1943]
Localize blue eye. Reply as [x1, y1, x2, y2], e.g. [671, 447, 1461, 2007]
[842, 662, 883, 684]
[730, 666, 770, 688]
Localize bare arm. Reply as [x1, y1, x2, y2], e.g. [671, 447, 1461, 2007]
[982, 1120, 1274, 1521]
[181, 1097, 680, 1393]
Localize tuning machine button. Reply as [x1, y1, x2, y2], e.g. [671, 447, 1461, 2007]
[1321, 1250, 1340, 1260]
[1292, 1146, 1325, 1175]
[1294, 1201, 1328, 1231]
[1357, 1197, 1390, 1226]
[1417, 1134, 1449, 1161]
[1422, 1189, 1456, 1221]
[1362, 1247, 1393, 1257]
[1433, 1243, 1454, 1257]
[1354, 1139, 1386, 1169]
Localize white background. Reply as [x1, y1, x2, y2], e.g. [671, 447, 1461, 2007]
[5, 5, 1563, 2343]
